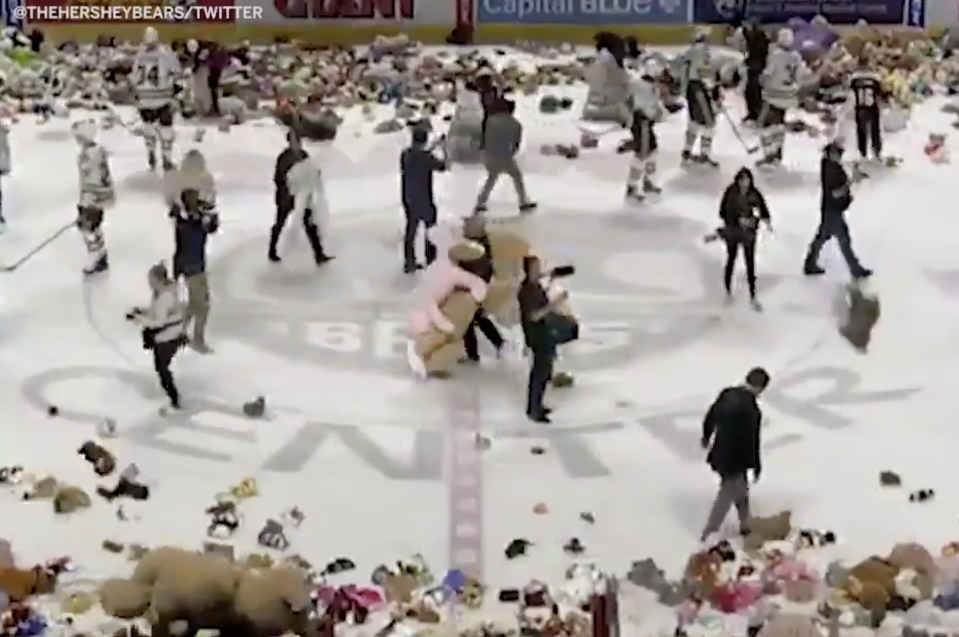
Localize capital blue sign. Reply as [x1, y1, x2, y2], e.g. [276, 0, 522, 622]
[477, 0, 690, 25]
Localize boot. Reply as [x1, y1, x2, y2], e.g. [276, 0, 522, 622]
[643, 178, 661, 195]
[519, 201, 538, 213]
[147, 149, 157, 172]
[268, 225, 282, 262]
[304, 221, 334, 266]
[190, 310, 213, 354]
[625, 184, 644, 203]
[84, 254, 109, 276]
[804, 262, 826, 276]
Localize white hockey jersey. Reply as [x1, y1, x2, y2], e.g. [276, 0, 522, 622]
[133, 45, 180, 109]
[631, 77, 663, 122]
[132, 286, 186, 344]
[678, 41, 713, 91]
[77, 143, 114, 209]
[762, 46, 806, 109]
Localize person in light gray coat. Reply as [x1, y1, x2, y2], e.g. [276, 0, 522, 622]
[473, 99, 537, 214]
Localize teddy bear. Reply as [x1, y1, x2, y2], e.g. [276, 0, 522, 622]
[77, 441, 116, 477]
[407, 230, 488, 378]
[99, 547, 315, 637]
[839, 283, 880, 353]
[0, 565, 59, 603]
[743, 510, 792, 551]
[840, 556, 899, 625]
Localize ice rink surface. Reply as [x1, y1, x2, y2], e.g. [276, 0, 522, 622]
[2, 48, 959, 603]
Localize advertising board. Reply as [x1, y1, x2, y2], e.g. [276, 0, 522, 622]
[692, 0, 920, 24]
[477, 0, 691, 24]
[231, 0, 462, 44]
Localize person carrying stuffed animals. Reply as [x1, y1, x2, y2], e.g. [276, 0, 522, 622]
[459, 217, 505, 363]
[699, 367, 770, 542]
[518, 256, 569, 423]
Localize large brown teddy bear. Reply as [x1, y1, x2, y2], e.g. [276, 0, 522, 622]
[99, 547, 315, 637]
[100, 547, 240, 637]
[478, 219, 530, 326]
[231, 565, 313, 637]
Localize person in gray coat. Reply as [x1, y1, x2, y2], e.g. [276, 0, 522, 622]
[473, 99, 537, 214]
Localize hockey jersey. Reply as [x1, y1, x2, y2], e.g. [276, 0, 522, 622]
[849, 70, 883, 110]
[132, 286, 186, 345]
[631, 77, 663, 123]
[133, 45, 180, 109]
[77, 144, 114, 208]
[762, 46, 806, 109]
[678, 41, 712, 93]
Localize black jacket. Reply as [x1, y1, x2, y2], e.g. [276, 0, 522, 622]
[743, 27, 769, 74]
[400, 143, 445, 213]
[274, 146, 309, 212]
[171, 203, 219, 278]
[821, 156, 852, 218]
[702, 385, 762, 477]
[719, 170, 770, 236]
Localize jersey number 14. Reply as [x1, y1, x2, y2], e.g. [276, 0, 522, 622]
[138, 64, 161, 87]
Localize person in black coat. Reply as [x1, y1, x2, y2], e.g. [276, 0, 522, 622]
[741, 21, 769, 123]
[269, 131, 332, 265]
[716, 167, 771, 310]
[803, 141, 872, 279]
[699, 366, 770, 542]
[171, 187, 219, 353]
[518, 256, 565, 423]
[459, 217, 505, 362]
[400, 127, 446, 273]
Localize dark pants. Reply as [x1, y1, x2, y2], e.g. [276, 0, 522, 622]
[403, 204, 437, 269]
[723, 231, 758, 299]
[804, 215, 867, 276]
[855, 107, 881, 159]
[701, 472, 751, 540]
[0, 176, 6, 222]
[744, 69, 763, 121]
[207, 67, 222, 116]
[526, 342, 555, 416]
[463, 309, 504, 361]
[153, 339, 182, 408]
[269, 202, 327, 263]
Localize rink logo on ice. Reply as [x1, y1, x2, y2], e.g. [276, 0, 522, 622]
[21, 365, 920, 478]
[477, 0, 688, 25]
[209, 210, 736, 381]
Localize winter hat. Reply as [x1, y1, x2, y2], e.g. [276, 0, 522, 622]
[411, 128, 429, 145]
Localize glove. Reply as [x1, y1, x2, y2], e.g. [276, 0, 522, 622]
[752, 467, 762, 483]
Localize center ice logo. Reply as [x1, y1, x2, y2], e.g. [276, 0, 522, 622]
[210, 208, 732, 379]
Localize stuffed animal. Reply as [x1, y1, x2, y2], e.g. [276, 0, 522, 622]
[925, 133, 948, 163]
[407, 232, 488, 378]
[743, 510, 792, 550]
[0, 566, 58, 602]
[77, 441, 116, 477]
[53, 485, 91, 514]
[840, 283, 880, 353]
[101, 548, 312, 637]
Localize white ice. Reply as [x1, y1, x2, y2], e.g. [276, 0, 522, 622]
[0, 46, 958, 629]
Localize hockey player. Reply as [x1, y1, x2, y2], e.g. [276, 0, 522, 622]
[679, 28, 720, 167]
[133, 26, 181, 172]
[758, 29, 806, 167]
[625, 66, 664, 203]
[848, 56, 883, 164]
[73, 119, 114, 276]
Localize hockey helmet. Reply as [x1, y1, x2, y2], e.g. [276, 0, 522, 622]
[71, 119, 97, 143]
[823, 140, 844, 156]
[143, 26, 158, 45]
[693, 26, 711, 42]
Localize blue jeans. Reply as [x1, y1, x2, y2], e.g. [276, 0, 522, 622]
[804, 215, 866, 276]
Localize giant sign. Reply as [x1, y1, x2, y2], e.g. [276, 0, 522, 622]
[235, 0, 456, 25]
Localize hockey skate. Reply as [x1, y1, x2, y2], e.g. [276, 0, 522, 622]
[643, 178, 662, 195]
[84, 255, 109, 277]
[750, 298, 763, 312]
[190, 340, 214, 355]
[695, 154, 720, 168]
[625, 184, 645, 203]
[755, 154, 781, 169]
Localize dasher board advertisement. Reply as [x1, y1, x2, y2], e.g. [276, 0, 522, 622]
[237, 0, 456, 24]
[477, 0, 691, 24]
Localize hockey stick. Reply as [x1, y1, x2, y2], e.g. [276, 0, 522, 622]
[719, 104, 760, 154]
[0, 222, 73, 272]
